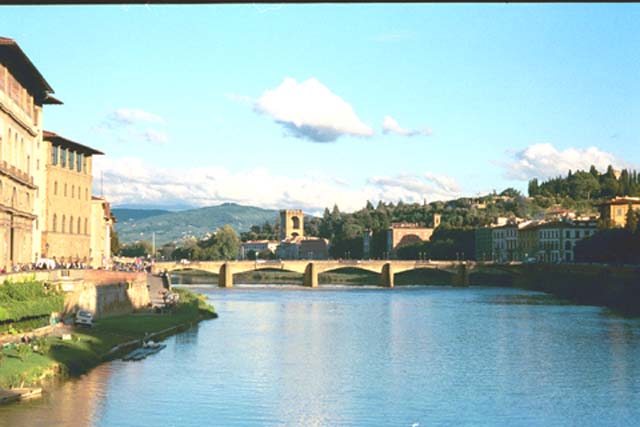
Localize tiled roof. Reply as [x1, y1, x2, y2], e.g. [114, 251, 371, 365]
[44, 130, 104, 155]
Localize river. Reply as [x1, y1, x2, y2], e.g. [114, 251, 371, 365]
[1, 285, 639, 426]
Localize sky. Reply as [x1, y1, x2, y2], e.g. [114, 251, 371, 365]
[2, 4, 639, 214]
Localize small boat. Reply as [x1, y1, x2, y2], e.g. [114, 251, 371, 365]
[122, 341, 166, 361]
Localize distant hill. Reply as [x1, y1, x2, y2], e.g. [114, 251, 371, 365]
[112, 208, 171, 222]
[114, 203, 279, 245]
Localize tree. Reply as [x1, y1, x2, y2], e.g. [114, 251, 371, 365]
[528, 178, 539, 197]
[110, 229, 121, 256]
[625, 205, 638, 234]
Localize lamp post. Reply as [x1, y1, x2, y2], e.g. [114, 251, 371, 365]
[45, 243, 50, 258]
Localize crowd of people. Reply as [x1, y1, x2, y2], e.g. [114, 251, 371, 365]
[1, 256, 154, 275]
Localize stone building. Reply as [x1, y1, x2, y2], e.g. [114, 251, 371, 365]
[299, 237, 329, 260]
[240, 239, 278, 260]
[280, 209, 304, 240]
[0, 37, 59, 268]
[90, 196, 115, 268]
[385, 214, 440, 257]
[596, 196, 640, 228]
[41, 130, 103, 264]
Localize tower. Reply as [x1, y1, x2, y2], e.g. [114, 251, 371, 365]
[280, 209, 304, 240]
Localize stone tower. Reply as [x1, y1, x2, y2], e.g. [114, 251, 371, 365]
[280, 209, 304, 240]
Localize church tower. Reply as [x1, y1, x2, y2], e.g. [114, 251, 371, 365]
[280, 209, 304, 240]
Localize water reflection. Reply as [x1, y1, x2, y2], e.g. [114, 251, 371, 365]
[2, 286, 640, 427]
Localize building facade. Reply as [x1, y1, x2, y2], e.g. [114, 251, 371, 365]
[41, 130, 103, 264]
[90, 196, 115, 268]
[0, 37, 59, 268]
[596, 197, 640, 227]
[240, 240, 278, 259]
[491, 223, 520, 263]
[279, 209, 304, 240]
[474, 227, 493, 261]
[299, 238, 329, 260]
[386, 214, 441, 257]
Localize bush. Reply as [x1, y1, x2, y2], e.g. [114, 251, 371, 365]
[0, 279, 64, 323]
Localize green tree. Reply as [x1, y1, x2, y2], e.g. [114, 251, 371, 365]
[110, 229, 121, 256]
[625, 205, 638, 234]
[213, 225, 241, 260]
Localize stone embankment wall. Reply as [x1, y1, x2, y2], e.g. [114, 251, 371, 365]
[61, 271, 150, 319]
[513, 264, 640, 314]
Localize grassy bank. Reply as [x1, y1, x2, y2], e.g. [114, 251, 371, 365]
[0, 288, 216, 389]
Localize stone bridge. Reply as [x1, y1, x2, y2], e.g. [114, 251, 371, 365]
[152, 260, 490, 288]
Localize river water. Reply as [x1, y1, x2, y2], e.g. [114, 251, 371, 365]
[1, 285, 639, 427]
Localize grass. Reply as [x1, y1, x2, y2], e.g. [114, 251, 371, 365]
[0, 288, 216, 388]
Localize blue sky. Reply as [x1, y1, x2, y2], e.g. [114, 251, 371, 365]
[2, 4, 639, 213]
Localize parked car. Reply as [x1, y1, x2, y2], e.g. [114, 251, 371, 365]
[75, 310, 94, 327]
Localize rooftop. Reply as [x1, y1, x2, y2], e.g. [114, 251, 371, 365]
[44, 130, 104, 156]
[0, 37, 56, 102]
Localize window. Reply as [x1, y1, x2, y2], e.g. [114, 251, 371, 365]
[61, 148, 67, 167]
[70, 216, 74, 234]
[62, 215, 66, 233]
[77, 153, 82, 172]
[53, 214, 57, 232]
[77, 217, 81, 234]
[64, 183, 67, 197]
[72, 185, 75, 198]
[617, 208, 623, 216]
[85, 188, 88, 200]
[566, 230, 570, 238]
[69, 151, 75, 170]
[52, 145, 58, 166]
[84, 218, 88, 235]
[54, 181, 58, 195]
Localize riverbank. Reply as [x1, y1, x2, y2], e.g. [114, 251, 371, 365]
[0, 288, 216, 390]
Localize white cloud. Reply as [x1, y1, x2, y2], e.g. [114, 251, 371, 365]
[93, 157, 461, 214]
[109, 108, 164, 125]
[504, 143, 624, 181]
[142, 129, 169, 144]
[99, 108, 168, 144]
[254, 77, 373, 142]
[382, 115, 432, 137]
[367, 173, 461, 204]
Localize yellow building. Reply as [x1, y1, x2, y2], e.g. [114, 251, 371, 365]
[596, 196, 640, 227]
[0, 37, 60, 268]
[90, 196, 115, 268]
[41, 130, 103, 264]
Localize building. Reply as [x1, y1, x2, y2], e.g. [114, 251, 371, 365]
[491, 222, 520, 263]
[40, 130, 103, 264]
[280, 209, 304, 240]
[596, 196, 640, 227]
[276, 236, 303, 259]
[474, 227, 493, 261]
[518, 221, 541, 261]
[0, 37, 60, 268]
[386, 214, 441, 257]
[535, 219, 598, 263]
[90, 196, 115, 268]
[240, 240, 278, 259]
[299, 238, 329, 260]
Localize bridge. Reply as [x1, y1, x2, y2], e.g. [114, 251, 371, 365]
[151, 260, 490, 288]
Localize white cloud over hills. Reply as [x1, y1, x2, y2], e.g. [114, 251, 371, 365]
[254, 77, 374, 142]
[93, 157, 461, 214]
[504, 143, 625, 181]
